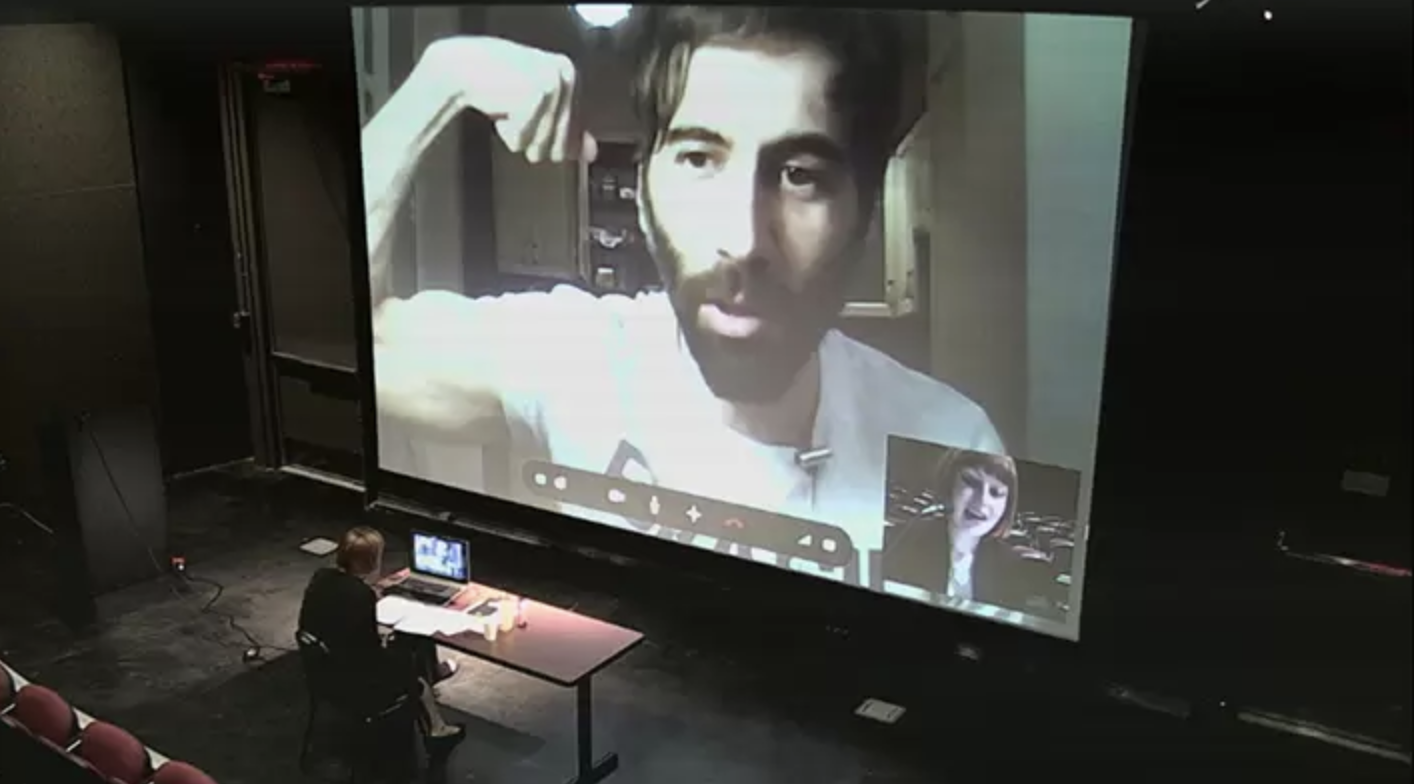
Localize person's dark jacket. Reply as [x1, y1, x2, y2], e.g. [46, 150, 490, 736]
[881, 511, 1064, 619]
[297, 568, 411, 713]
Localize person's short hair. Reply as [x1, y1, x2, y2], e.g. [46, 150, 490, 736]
[932, 450, 1020, 539]
[336, 526, 385, 576]
[624, 7, 907, 208]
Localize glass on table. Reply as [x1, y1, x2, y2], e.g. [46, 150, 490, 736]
[498, 595, 518, 632]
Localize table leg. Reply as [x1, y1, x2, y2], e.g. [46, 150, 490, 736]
[564, 677, 620, 784]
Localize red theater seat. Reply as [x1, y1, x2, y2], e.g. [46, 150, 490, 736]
[13, 684, 78, 746]
[152, 760, 219, 784]
[76, 721, 152, 784]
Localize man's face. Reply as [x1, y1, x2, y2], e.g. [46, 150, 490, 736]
[640, 41, 864, 404]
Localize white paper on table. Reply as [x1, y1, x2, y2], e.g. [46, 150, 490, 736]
[376, 596, 417, 626]
[439, 613, 483, 636]
[392, 605, 443, 636]
[391, 603, 487, 637]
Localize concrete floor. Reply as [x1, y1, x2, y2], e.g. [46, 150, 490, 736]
[0, 464, 1405, 784]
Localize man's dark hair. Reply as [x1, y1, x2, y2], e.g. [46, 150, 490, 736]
[624, 7, 907, 206]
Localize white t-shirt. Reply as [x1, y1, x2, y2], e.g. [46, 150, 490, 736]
[947, 547, 976, 601]
[455, 285, 1004, 594]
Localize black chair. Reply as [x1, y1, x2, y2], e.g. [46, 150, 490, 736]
[295, 629, 422, 784]
[0, 665, 15, 710]
[0, 714, 35, 778]
[1, 715, 110, 784]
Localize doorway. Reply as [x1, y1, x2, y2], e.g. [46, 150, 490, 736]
[220, 61, 365, 482]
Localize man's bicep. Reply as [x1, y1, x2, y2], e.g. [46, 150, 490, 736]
[373, 285, 601, 444]
[374, 342, 509, 440]
[373, 290, 524, 438]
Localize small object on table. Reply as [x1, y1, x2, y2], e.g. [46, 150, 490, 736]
[498, 598, 516, 633]
[516, 597, 529, 628]
[467, 598, 498, 619]
[482, 616, 499, 642]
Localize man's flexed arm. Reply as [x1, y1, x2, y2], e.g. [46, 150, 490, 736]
[364, 35, 597, 317]
[360, 35, 597, 436]
[361, 49, 466, 311]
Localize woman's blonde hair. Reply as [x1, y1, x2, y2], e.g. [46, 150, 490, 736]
[336, 526, 385, 576]
[932, 449, 1019, 538]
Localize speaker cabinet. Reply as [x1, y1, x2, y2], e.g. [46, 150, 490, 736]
[39, 408, 167, 625]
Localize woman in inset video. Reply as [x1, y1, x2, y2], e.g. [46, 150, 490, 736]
[882, 448, 1030, 607]
[929, 450, 1019, 602]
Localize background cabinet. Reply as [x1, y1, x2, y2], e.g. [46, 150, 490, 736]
[489, 141, 585, 282]
[584, 140, 657, 294]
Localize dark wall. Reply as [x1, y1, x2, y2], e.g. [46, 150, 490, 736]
[111, 6, 366, 476]
[0, 20, 257, 488]
[0, 23, 159, 499]
[121, 38, 253, 476]
[1083, 4, 1411, 730]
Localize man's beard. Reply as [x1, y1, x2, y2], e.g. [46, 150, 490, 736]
[640, 197, 849, 405]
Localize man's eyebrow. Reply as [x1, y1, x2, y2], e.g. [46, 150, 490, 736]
[768, 132, 849, 166]
[661, 127, 850, 165]
[661, 126, 731, 148]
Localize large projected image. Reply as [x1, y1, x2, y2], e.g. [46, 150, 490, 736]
[354, 6, 1132, 639]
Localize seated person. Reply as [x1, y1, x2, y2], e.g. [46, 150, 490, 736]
[298, 526, 466, 746]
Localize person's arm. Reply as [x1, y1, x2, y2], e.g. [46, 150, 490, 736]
[973, 416, 1006, 457]
[361, 51, 466, 313]
[353, 582, 386, 654]
[362, 36, 596, 439]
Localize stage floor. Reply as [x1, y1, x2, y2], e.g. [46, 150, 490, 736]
[0, 463, 1404, 784]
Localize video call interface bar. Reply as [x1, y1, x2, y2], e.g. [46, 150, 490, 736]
[522, 460, 856, 569]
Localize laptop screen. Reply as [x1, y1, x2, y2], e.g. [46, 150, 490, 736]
[411, 531, 470, 583]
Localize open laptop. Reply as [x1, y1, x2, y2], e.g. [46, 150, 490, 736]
[385, 530, 471, 605]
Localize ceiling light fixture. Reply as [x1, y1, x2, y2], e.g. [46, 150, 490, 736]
[573, 4, 632, 29]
